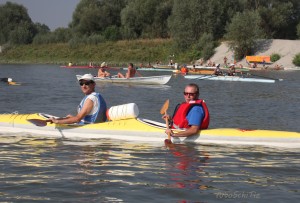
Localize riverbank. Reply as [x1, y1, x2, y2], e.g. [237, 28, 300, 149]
[1, 39, 300, 70]
[210, 39, 300, 70]
[0, 39, 177, 66]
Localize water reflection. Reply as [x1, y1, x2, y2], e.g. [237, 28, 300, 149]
[96, 82, 171, 90]
[164, 141, 211, 190]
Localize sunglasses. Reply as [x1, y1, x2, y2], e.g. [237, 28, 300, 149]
[183, 92, 197, 96]
[79, 81, 93, 86]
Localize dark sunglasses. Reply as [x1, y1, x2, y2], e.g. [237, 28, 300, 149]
[183, 92, 197, 96]
[79, 81, 93, 86]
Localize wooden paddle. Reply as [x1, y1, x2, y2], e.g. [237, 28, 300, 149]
[160, 99, 171, 140]
[27, 119, 51, 127]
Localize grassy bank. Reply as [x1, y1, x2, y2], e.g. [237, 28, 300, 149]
[0, 39, 193, 66]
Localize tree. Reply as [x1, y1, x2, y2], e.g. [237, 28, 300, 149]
[168, 0, 242, 50]
[168, 0, 201, 50]
[258, 1, 299, 39]
[70, 0, 126, 37]
[297, 23, 300, 39]
[0, 2, 36, 44]
[34, 23, 50, 34]
[120, 0, 172, 39]
[225, 10, 264, 60]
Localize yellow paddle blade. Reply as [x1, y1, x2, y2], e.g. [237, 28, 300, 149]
[160, 99, 169, 115]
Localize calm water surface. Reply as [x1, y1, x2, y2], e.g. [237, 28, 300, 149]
[0, 64, 299, 202]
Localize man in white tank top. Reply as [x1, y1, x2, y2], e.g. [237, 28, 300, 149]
[50, 74, 107, 124]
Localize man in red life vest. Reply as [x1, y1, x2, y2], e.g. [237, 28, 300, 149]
[164, 83, 210, 137]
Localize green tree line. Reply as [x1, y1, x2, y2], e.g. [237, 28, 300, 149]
[1, 0, 300, 60]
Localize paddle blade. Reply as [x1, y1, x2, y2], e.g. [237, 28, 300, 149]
[27, 119, 48, 127]
[160, 99, 169, 115]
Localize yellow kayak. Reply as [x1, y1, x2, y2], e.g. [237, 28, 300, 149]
[0, 112, 299, 149]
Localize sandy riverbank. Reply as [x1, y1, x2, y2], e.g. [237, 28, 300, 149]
[208, 39, 300, 70]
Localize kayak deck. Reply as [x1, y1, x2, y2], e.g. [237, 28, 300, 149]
[0, 113, 299, 148]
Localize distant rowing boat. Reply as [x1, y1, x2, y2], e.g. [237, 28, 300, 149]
[184, 75, 275, 83]
[187, 65, 249, 72]
[76, 74, 172, 85]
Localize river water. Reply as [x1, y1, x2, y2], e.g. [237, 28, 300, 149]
[0, 64, 299, 202]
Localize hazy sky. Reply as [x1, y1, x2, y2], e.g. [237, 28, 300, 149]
[0, 0, 81, 30]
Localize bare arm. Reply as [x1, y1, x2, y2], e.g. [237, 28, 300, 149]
[166, 125, 200, 137]
[50, 99, 94, 124]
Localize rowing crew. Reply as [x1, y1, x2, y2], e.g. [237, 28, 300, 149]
[213, 63, 236, 76]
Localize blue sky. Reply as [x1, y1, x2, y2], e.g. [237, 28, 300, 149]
[0, 0, 81, 30]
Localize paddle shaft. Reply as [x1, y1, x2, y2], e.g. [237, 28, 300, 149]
[160, 99, 171, 140]
[196, 75, 217, 80]
[164, 113, 171, 140]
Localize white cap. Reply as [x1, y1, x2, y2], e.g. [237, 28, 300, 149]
[230, 63, 235, 66]
[100, 62, 107, 67]
[7, 78, 13, 82]
[78, 74, 94, 82]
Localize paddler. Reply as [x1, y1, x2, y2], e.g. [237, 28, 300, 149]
[97, 62, 110, 78]
[228, 63, 236, 76]
[118, 63, 137, 78]
[213, 64, 222, 75]
[0, 77, 18, 85]
[49, 74, 107, 124]
[180, 64, 189, 74]
[163, 83, 210, 137]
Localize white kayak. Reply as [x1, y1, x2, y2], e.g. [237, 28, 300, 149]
[184, 75, 276, 83]
[76, 75, 172, 85]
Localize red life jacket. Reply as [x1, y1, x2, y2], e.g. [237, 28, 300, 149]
[172, 99, 210, 129]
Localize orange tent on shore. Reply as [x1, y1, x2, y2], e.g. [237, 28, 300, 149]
[246, 56, 271, 63]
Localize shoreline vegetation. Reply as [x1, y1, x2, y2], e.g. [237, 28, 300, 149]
[0, 39, 177, 67]
[0, 38, 299, 70]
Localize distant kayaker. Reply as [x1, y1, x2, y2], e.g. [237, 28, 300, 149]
[98, 62, 110, 78]
[50, 74, 107, 124]
[0, 77, 16, 85]
[163, 83, 210, 137]
[180, 64, 189, 74]
[118, 63, 137, 78]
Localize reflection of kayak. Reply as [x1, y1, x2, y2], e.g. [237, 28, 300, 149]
[0, 112, 299, 148]
[173, 69, 214, 75]
[123, 67, 174, 72]
[8, 82, 21, 86]
[152, 64, 175, 69]
[185, 75, 275, 83]
[76, 74, 172, 85]
[60, 65, 99, 69]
